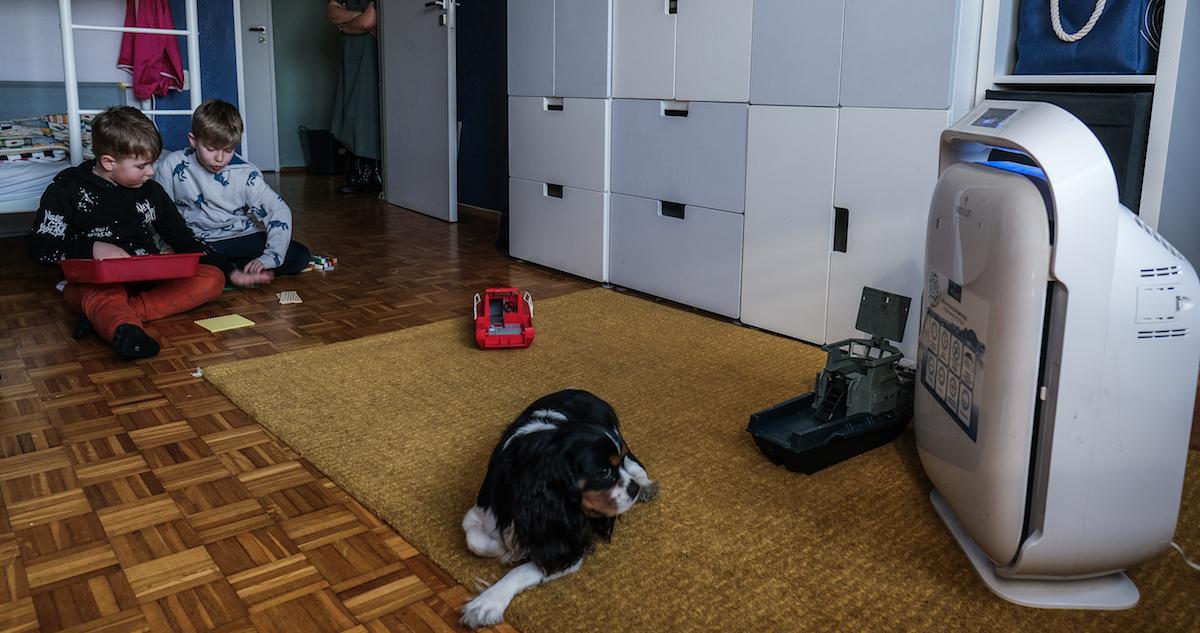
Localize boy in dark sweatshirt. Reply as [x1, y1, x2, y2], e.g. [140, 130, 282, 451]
[28, 106, 272, 360]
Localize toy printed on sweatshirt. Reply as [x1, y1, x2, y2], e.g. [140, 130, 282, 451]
[473, 288, 535, 350]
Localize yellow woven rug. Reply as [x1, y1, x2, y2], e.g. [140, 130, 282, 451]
[205, 288, 1200, 632]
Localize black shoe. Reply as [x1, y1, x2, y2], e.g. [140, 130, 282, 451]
[112, 324, 160, 360]
[337, 181, 382, 194]
[72, 316, 94, 340]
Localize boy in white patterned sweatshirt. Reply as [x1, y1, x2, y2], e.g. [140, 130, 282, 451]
[156, 99, 311, 275]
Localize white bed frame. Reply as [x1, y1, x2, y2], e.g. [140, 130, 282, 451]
[0, 0, 203, 216]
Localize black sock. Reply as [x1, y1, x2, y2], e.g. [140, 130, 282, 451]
[112, 324, 160, 360]
[72, 316, 94, 340]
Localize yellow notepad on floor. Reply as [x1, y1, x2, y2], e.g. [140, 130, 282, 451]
[194, 314, 255, 333]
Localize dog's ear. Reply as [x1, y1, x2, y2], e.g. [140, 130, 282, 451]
[512, 445, 590, 573]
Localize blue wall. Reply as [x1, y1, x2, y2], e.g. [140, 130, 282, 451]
[457, 0, 508, 211]
[156, 0, 240, 152]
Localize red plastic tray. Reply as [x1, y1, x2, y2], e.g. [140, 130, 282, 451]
[59, 253, 203, 284]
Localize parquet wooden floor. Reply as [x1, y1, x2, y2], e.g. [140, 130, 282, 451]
[0, 173, 592, 633]
[1, 174, 1197, 632]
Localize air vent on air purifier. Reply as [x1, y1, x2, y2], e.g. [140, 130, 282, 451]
[1137, 328, 1189, 339]
[1140, 265, 1180, 278]
[1134, 216, 1186, 260]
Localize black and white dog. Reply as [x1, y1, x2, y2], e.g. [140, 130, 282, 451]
[460, 389, 656, 628]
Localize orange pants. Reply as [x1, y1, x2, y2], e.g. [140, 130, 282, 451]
[62, 264, 225, 341]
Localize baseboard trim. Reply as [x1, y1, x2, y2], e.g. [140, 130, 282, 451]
[458, 203, 502, 220]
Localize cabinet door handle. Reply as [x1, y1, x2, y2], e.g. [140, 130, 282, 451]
[667, 0, 678, 15]
[833, 207, 849, 252]
[544, 97, 564, 111]
[545, 183, 564, 198]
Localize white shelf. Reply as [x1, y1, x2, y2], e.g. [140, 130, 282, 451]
[993, 74, 1156, 86]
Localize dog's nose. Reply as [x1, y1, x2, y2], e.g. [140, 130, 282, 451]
[626, 481, 640, 498]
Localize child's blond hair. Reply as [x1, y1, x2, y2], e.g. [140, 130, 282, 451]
[191, 99, 244, 149]
[91, 106, 162, 160]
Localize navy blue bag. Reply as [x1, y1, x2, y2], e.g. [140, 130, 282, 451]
[1015, 0, 1159, 74]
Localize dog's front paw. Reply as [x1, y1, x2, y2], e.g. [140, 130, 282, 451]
[638, 480, 660, 502]
[460, 593, 507, 629]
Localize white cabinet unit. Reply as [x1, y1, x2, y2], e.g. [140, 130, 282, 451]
[612, 0, 753, 102]
[508, 96, 610, 191]
[826, 107, 951, 359]
[610, 99, 748, 213]
[741, 106, 947, 359]
[508, 0, 1001, 342]
[510, 178, 609, 282]
[609, 193, 744, 318]
[740, 106, 839, 343]
[750, 0, 845, 107]
[508, 0, 612, 98]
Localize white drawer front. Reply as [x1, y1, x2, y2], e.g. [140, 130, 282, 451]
[611, 99, 747, 213]
[609, 192, 743, 318]
[509, 97, 610, 191]
[509, 178, 608, 282]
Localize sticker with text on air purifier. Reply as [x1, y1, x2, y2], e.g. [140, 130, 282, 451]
[919, 268, 988, 442]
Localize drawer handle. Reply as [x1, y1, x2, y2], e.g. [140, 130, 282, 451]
[545, 183, 564, 198]
[544, 97, 564, 111]
[660, 201, 685, 219]
[661, 100, 688, 118]
[833, 206, 849, 253]
[667, 0, 677, 15]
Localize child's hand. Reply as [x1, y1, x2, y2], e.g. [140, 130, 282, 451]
[244, 259, 266, 275]
[92, 241, 130, 260]
[230, 269, 274, 287]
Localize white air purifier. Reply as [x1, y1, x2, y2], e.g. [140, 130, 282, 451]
[915, 100, 1200, 610]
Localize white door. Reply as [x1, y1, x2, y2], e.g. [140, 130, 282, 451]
[380, 0, 458, 222]
[611, 0, 676, 99]
[674, 0, 753, 102]
[826, 107, 951, 359]
[740, 105, 839, 345]
[237, 0, 280, 171]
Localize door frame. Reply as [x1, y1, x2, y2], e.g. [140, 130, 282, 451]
[233, 0, 281, 171]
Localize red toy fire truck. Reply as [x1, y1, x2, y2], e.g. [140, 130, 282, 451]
[473, 288, 535, 349]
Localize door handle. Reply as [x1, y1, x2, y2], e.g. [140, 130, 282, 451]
[248, 26, 266, 33]
[833, 207, 849, 253]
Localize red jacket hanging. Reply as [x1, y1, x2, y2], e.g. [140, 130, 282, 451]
[117, 0, 186, 101]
